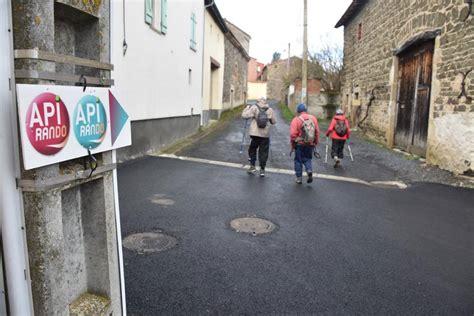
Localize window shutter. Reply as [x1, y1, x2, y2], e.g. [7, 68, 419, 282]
[145, 0, 153, 24]
[161, 0, 168, 34]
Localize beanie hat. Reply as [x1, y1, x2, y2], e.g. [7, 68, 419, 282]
[297, 103, 306, 113]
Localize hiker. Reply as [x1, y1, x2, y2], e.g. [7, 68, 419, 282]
[290, 103, 320, 184]
[326, 109, 351, 168]
[242, 97, 276, 177]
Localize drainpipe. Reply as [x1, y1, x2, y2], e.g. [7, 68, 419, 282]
[0, 0, 34, 314]
[200, 0, 216, 126]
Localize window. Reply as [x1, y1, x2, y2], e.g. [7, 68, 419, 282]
[257, 66, 261, 72]
[145, 0, 168, 34]
[190, 12, 197, 51]
[357, 23, 362, 41]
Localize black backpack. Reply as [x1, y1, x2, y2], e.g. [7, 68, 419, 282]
[335, 119, 347, 137]
[256, 105, 269, 128]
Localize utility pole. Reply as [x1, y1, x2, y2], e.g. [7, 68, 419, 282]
[302, 0, 308, 105]
[287, 42, 291, 75]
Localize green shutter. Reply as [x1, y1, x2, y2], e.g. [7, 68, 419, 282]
[190, 13, 196, 50]
[161, 0, 168, 34]
[145, 0, 153, 24]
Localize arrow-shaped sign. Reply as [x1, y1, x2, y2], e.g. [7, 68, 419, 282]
[109, 90, 129, 145]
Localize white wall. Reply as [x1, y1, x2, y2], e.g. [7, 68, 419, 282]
[202, 10, 225, 112]
[247, 82, 267, 100]
[112, 0, 204, 121]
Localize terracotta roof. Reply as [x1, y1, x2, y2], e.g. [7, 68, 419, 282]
[335, 0, 368, 28]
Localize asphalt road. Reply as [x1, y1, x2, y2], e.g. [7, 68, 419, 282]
[118, 156, 474, 315]
[178, 101, 460, 185]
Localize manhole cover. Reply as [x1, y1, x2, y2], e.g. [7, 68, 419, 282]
[230, 217, 276, 236]
[123, 232, 177, 254]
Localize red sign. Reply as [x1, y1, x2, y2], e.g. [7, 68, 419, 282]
[25, 92, 70, 155]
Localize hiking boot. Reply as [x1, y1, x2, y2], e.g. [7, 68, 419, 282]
[307, 172, 313, 183]
[296, 177, 303, 184]
[259, 169, 265, 177]
[247, 165, 257, 174]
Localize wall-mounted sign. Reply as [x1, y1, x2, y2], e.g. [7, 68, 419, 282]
[17, 84, 131, 170]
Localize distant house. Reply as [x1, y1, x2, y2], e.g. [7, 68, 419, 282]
[112, 0, 204, 160]
[336, 0, 474, 174]
[202, 0, 227, 125]
[247, 57, 267, 100]
[262, 57, 335, 118]
[248, 58, 265, 83]
[262, 57, 300, 102]
[222, 20, 251, 112]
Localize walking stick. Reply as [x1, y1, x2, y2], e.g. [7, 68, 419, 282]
[347, 141, 354, 162]
[269, 137, 273, 161]
[325, 137, 329, 163]
[239, 119, 249, 154]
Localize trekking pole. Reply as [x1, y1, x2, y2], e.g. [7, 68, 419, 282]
[347, 141, 354, 162]
[269, 137, 273, 161]
[239, 119, 249, 154]
[324, 137, 329, 163]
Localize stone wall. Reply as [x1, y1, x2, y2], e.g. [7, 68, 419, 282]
[265, 59, 289, 101]
[289, 91, 340, 119]
[222, 28, 249, 111]
[341, 0, 474, 174]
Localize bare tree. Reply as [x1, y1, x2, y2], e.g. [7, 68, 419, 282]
[310, 43, 343, 92]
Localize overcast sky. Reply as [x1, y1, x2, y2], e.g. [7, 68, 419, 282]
[215, 0, 352, 64]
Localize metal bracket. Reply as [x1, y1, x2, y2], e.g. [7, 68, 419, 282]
[79, 75, 87, 92]
[463, 0, 473, 21]
[458, 68, 472, 100]
[84, 149, 98, 178]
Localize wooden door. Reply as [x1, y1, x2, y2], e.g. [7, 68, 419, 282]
[395, 41, 434, 157]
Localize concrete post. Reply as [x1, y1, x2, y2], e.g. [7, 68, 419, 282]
[12, 0, 121, 314]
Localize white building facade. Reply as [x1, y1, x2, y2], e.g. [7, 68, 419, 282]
[112, 0, 204, 160]
[202, 0, 226, 125]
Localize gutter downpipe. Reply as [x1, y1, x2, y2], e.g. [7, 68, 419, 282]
[200, 0, 215, 126]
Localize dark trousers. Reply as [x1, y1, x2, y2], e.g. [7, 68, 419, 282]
[248, 136, 270, 168]
[331, 139, 346, 159]
[294, 144, 314, 177]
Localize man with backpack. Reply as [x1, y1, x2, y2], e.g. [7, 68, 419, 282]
[242, 97, 276, 177]
[326, 109, 351, 168]
[290, 103, 320, 184]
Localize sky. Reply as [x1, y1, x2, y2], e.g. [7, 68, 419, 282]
[215, 0, 352, 64]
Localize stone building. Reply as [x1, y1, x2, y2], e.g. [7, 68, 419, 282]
[262, 57, 300, 101]
[222, 20, 251, 111]
[5, 0, 122, 314]
[337, 0, 474, 174]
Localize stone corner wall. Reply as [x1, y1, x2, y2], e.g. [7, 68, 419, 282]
[223, 34, 249, 111]
[341, 0, 474, 174]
